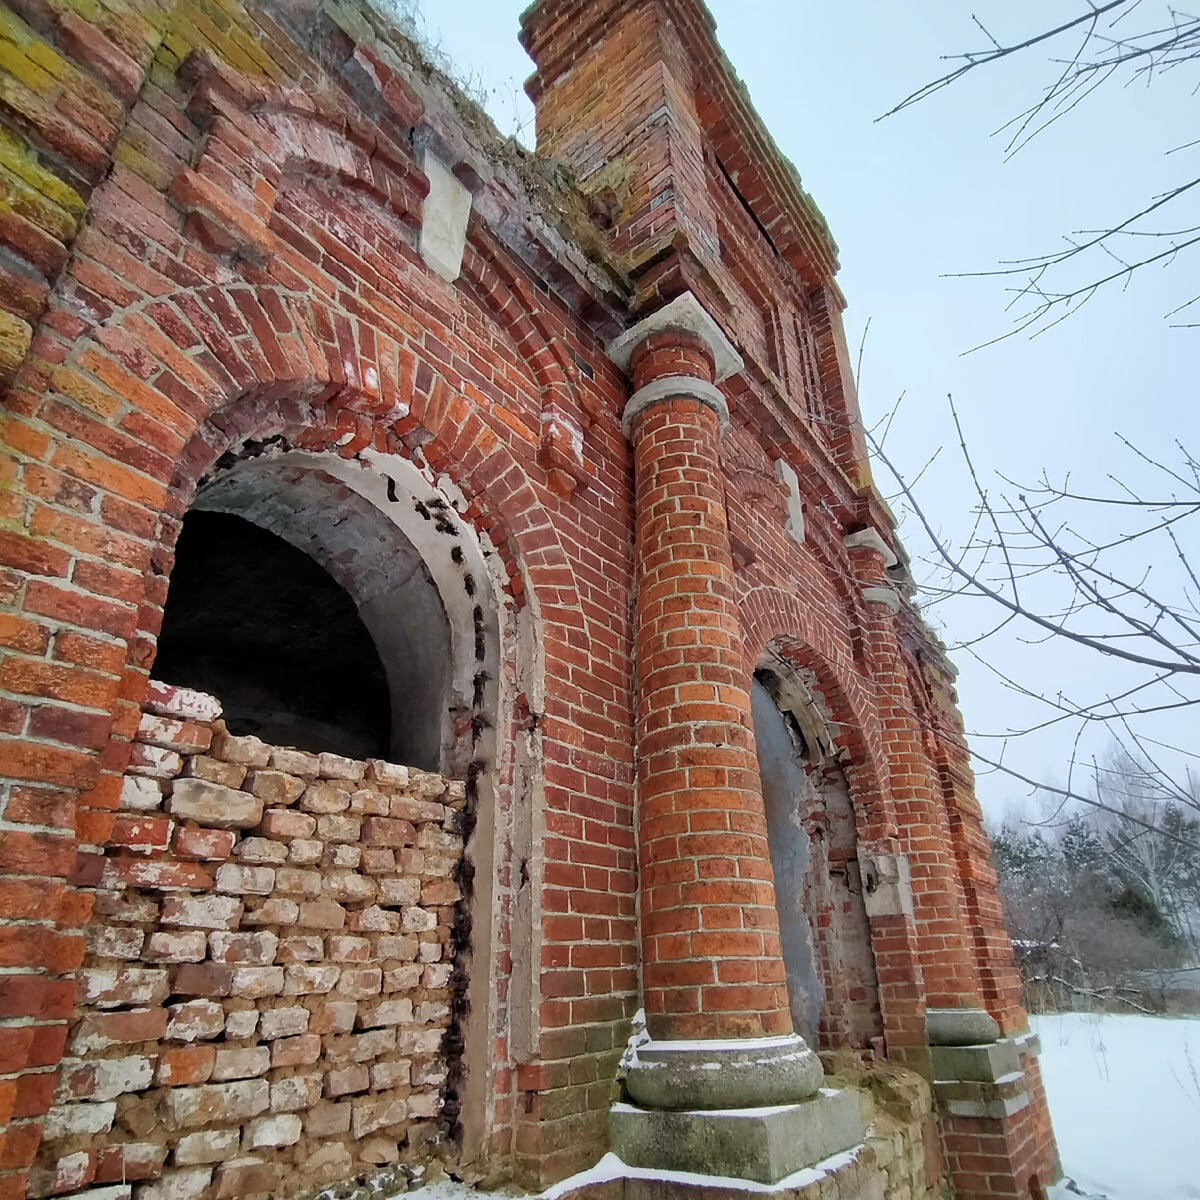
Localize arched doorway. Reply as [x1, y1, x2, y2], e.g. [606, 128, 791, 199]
[752, 655, 883, 1051]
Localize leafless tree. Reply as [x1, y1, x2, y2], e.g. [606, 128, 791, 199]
[881, 2, 1200, 340]
[867, 391, 1199, 844]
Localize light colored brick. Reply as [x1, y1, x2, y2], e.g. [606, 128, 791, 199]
[384, 964, 422, 991]
[269, 1073, 322, 1112]
[324, 871, 375, 903]
[121, 775, 164, 812]
[370, 1060, 411, 1090]
[326, 936, 371, 961]
[139, 926, 208, 964]
[269, 747, 320, 776]
[422, 962, 453, 989]
[208, 931, 278, 964]
[78, 967, 170, 1007]
[185, 756, 246, 789]
[416, 1000, 450, 1024]
[310, 1001, 357, 1035]
[275, 867, 321, 896]
[247, 769, 306, 806]
[168, 779, 262, 830]
[210, 730, 270, 767]
[246, 1112, 302, 1148]
[318, 751, 364, 781]
[278, 935, 323, 962]
[211, 1046, 270, 1081]
[416, 941, 443, 963]
[366, 759, 409, 788]
[258, 1006, 309, 1039]
[165, 1001, 224, 1043]
[348, 788, 389, 816]
[160, 895, 243, 931]
[228, 966, 284, 998]
[223, 1009, 259, 1040]
[234, 836, 287, 864]
[351, 1094, 407, 1137]
[87, 925, 146, 959]
[354, 905, 400, 932]
[299, 782, 349, 814]
[323, 843, 361, 868]
[258, 809, 315, 839]
[325, 1064, 369, 1096]
[214, 863, 275, 895]
[359, 998, 414, 1028]
[337, 966, 383, 999]
[165, 1079, 269, 1128]
[379, 877, 421, 906]
[173, 1129, 238, 1166]
[288, 838, 323, 864]
[128, 743, 183, 779]
[43, 1102, 116, 1138]
[401, 906, 437, 933]
[316, 814, 361, 843]
[377, 935, 419, 961]
[283, 963, 341, 995]
[242, 897, 301, 926]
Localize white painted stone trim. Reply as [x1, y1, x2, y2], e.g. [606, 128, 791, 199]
[844, 527, 898, 568]
[861, 586, 901, 614]
[774, 459, 804, 544]
[607, 291, 744, 382]
[622, 375, 730, 440]
[419, 147, 472, 283]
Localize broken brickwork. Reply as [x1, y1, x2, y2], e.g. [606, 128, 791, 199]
[0, 2, 1057, 1199]
[33, 681, 463, 1199]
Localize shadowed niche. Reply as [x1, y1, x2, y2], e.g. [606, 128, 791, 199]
[153, 510, 393, 760]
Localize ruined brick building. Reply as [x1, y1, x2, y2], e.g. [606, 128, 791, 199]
[0, 2, 1060, 1199]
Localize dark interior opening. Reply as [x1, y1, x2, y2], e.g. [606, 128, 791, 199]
[153, 510, 391, 760]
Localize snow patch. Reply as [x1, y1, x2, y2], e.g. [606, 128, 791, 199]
[1033, 1011, 1200, 1200]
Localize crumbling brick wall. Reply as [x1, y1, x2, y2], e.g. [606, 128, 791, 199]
[33, 681, 465, 1200]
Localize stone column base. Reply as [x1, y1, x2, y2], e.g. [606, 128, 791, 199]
[608, 1089, 864, 1185]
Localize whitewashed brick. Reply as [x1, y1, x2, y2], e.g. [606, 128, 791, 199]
[246, 1112, 302, 1148]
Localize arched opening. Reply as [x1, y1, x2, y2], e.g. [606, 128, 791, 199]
[147, 445, 507, 1168]
[154, 510, 393, 760]
[753, 655, 883, 1051]
[153, 453, 457, 772]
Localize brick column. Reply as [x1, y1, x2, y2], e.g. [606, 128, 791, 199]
[600, 299, 869, 1189]
[624, 325, 792, 1043]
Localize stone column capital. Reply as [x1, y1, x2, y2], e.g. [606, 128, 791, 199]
[607, 291, 744, 383]
[621, 374, 730, 440]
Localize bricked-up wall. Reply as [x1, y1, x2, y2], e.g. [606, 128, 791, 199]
[33, 682, 464, 1200]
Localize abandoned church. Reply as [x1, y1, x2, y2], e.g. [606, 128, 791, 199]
[0, 2, 1061, 1199]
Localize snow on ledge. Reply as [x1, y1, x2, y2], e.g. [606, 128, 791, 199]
[538, 1148, 864, 1199]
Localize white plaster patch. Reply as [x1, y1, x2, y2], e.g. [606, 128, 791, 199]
[773, 459, 804, 544]
[420, 149, 472, 283]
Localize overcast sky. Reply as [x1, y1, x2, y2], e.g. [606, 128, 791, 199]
[420, 2, 1197, 823]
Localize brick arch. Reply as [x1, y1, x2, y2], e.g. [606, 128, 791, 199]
[739, 584, 894, 842]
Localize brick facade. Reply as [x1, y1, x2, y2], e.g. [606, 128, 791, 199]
[0, 2, 1057, 1199]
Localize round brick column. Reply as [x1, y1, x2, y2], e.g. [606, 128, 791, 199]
[625, 329, 793, 1043]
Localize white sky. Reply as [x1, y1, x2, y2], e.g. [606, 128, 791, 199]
[420, 2, 1198, 823]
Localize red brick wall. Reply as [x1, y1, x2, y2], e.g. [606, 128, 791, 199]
[0, 2, 1057, 1197]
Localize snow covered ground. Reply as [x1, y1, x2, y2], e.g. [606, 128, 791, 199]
[1033, 1012, 1200, 1200]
